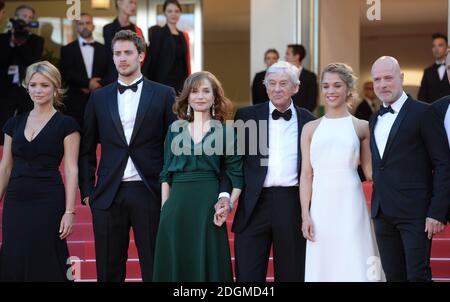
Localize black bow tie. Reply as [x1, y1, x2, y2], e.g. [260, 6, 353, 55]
[378, 105, 395, 116]
[118, 78, 143, 94]
[82, 41, 94, 47]
[436, 63, 446, 68]
[272, 108, 292, 121]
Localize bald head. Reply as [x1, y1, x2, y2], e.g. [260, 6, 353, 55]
[371, 56, 404, 105]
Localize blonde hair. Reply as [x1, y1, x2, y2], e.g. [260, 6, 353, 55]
[23, 61, 65, 109]
[320, 63, 358, 108]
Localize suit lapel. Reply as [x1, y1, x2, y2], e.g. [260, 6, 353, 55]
[107, 83, 127, 145]
[130, 80, 154, 144]
[369, 113, 382, 162]
[381, 98, 411, 162]
[92, 43, 101, 77]
[74, 42, 89, 79]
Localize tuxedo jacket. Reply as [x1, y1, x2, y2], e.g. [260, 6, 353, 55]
[292, 68, 318, 112]
[59, 41, 109, 107]
[252, 70, 269, 105]
[418, 63, 450, 104]
[78, 78, 176, 210]
[355, 98, 374, 121]
[231, 102, 316, 233]
[369, 97, 450, 223]
[432, 95, 450, 121]
[144, 24, 191, 85]
[432, 95, 450, 223]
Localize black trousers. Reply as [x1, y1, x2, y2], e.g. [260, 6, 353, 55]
[373, 211, 433, 282]
[234, 187, 306, 282]
[91, 181, 160, 282]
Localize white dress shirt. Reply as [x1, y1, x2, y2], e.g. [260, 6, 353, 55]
[374, 91, 408, 158]
[78, 37, 94, 79]
[117, 76, 143, 181]
[437, 61, 446, 81]
[263, 100, 299, 187]
[444, 104, 450, 148]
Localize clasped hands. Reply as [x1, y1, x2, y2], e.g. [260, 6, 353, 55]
[213, 197, 231, 227]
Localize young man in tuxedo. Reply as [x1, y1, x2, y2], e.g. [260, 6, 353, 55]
[284, 44, 318, 112]
[231, 61, 315, 281]
[79, 30, 176, 282]
[60, 13, 109, 127]
[370, 56, 450, 282]
[418, 33, 450, 103]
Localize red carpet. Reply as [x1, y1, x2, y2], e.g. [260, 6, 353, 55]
[0, 147, 449, 282]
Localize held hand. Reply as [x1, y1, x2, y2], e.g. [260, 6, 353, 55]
[214, 197, 231, 213]
[82, 197, 90, 207]
[59, 213, 75, 240]
[213, 207, 229, 227]
[425, 217, 445, 239]
[302, 216, 315, 242]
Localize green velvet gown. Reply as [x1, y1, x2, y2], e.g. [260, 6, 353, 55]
[153, 120, 243, 282]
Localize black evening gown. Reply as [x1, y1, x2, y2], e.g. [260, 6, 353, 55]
[0, 111, 79, 282]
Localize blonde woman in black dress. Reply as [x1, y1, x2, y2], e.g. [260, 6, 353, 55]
[0, 61, 80, 281]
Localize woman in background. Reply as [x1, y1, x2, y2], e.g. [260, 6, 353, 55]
[145, 0, 191, 94]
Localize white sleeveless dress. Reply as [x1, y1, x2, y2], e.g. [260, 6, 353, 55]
[304, 116, 384, 282]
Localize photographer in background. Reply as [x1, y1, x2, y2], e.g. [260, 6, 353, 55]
[0, 5, 44, 144]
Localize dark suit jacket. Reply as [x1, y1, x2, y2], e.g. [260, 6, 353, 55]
[369, 97, 450, 223]
[292, 68, 318, 112]
[0, 31, 43, 92]
[231, 102, 316, 233]
[143, 25, 189, 86]
[355, 98, 374, 121]
[79, 79, 176, 210]
[60, 40, 109, 124]
[252, 70, 269, 105]
[418, 64, 450, 104]
[432, 95, 450, 223]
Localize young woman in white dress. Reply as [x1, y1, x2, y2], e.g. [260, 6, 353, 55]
[300, 63, 384, 282]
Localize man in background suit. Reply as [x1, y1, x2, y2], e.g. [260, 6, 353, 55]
[418, 33, 450, 103]
[370, 56, 450, 282]
[251, 49, 279, 105]
[232, 61, 315, 281]
[79, 30, 176, 282]
[60, 13, 109, 127]
[285, 44, 318, 112]
[355, 81, 379, 121]
[0, 5, 43, 144]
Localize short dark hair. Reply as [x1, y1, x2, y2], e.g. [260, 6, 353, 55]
[264, 48, 279, 59]
[80, 12, 93, 18]
[163, 0, 182, 12]
[432, 33, 448, 44]
[0, 1, 5, 11]
[288, 44, 306, 62]
[112, 30, 146, 53]
[15, 5, 35, 17]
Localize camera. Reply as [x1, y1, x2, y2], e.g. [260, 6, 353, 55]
[9, 18, 39, 41]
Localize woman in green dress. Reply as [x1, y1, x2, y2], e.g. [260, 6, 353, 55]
[153, 71, 243, 282]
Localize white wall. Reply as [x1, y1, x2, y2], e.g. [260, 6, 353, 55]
[250, 0, 298, 85]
